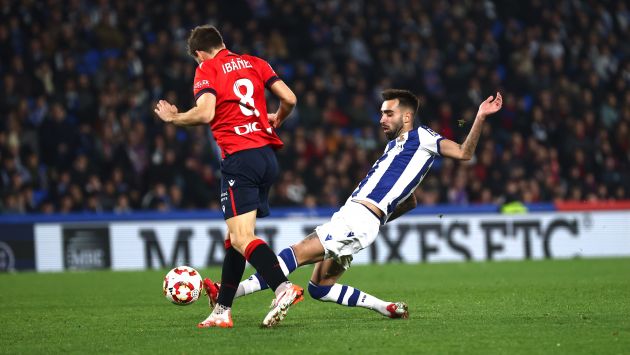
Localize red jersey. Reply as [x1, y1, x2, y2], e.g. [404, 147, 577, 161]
[192, 49, 284, 157]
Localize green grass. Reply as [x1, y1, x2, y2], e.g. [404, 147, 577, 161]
[1, 259, 629, 354]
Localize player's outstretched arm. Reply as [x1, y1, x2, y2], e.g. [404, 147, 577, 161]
[154, 93, 216, 126]
[267, 80, 297, 128]
[439, 92, 503, 160]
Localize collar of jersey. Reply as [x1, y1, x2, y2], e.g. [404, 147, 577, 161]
[200, 49, 236, 67]
[214, 48, 236, 59]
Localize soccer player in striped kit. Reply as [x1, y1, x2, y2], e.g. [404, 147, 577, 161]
[204, 89, 503, 319]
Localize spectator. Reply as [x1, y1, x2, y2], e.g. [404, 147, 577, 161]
[0, 0, 629, 215]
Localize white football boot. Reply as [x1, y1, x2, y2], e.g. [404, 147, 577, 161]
[261, 284, 304, 328]
[198, 303, 233, 328]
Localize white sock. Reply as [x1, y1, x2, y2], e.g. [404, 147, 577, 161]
[235, 274, 262, 298]
[308, 282, 390, 316]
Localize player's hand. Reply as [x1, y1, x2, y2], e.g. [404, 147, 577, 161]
[154, 100, 178, 122]
[477, 92, 503, 118]
[268, 113, 282, 129]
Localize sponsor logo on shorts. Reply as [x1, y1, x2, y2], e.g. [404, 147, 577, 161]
[325, 234, 332, 241]
[228, 179, 235, 187]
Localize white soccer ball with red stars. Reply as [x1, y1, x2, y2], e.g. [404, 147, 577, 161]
[163, 266, 203, 305]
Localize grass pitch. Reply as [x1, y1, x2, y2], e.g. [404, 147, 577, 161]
[1, 258, 629, 354]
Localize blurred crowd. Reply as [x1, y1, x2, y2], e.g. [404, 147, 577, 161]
[1, 0, 629, 214]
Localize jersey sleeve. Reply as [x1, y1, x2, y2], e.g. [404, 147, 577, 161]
[418, 125, 444, 156]
[193, 65, 217, 102]
[251, 56, 281, 90]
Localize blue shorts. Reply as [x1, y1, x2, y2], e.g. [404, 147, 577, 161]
[220, 145, 279, 220]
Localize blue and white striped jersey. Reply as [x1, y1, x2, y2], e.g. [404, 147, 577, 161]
[349, 126, 443, 223]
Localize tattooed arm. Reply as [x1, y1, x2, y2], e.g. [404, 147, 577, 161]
[439, 92, 503, 161]
[388, 194, 417, 222]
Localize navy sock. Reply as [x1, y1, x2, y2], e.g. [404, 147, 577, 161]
[245, 239, 288, 291]
[217, 245, 246, 308]
[252, 247, 298, 290]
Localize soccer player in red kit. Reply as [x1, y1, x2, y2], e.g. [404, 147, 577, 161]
[154, 25, 303, 328]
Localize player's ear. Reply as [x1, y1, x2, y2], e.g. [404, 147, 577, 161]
[195, 50, 207, 62]
[404, 111, 413, 124]
[193, 51, 202, 63]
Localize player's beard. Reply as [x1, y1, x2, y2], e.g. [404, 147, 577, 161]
[384, 119, 404, 140]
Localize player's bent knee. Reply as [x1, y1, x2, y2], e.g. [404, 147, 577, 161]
[228, 234, 257, 254]
[307, 282, 332, 300]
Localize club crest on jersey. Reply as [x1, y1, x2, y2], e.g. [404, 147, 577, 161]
[396, 135, 406, 150]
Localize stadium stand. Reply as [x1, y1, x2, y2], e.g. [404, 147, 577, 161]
[1, 0, 629, 214]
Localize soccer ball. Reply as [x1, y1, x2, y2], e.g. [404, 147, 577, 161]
[163, 266, 203, 305]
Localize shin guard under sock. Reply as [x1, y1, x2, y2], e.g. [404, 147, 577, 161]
[216, 245, 246, 308]
[244, 239, 288, 292]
